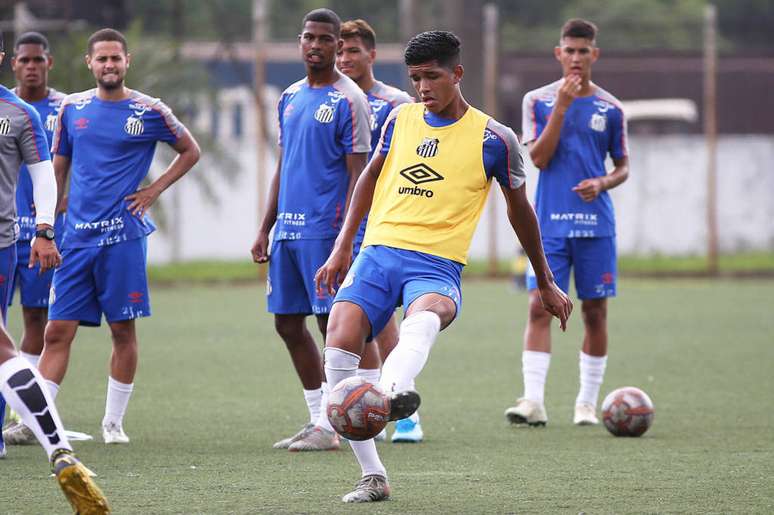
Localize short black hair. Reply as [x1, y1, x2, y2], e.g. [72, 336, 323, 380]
[87, 28, 128, 55]
[561, 19, 598, 43]
[404, 31, 461, 70]
[302, 8, 341, 36]
[15, 31, 50, 52]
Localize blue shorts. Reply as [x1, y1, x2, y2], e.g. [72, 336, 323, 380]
[267, 238, 336, 316]
[335, 245, 463, 338]
[0, 244, 18, 322]
[11, 241, 55, 308]
[527, 237, 616, 300]
[49, 237, 150, 326]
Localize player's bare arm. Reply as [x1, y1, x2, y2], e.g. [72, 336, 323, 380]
[125, 129, 200, 217]
[343, 152, 367, 213]
[572, 156, 629, 202]
[527, 76, 581, 169]
[315, 151, 386, 296]
[53, 153, 70, 215]
[501, 183, 573, 329]
[251, 156, 282, 264]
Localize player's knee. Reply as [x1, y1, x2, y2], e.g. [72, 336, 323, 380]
[274, 317, 304, 343]
[44, 323, 74, 348]
[109, 324, 137, 346]
[581, 301, 607, 329]
[527, 296, 553, 325]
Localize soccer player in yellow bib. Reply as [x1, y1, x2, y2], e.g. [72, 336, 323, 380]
[315, 31, 573, 503]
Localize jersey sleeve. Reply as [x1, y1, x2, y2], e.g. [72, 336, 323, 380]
[337, 90, 371, 154]
[18, 105, 51, 165]
[608, 106, 629, 159]
[52, 103, 72, 157]
[521, 91, 539, 144]
[377, 103, 404, 156]
[484, 120, 526, 190]
[148, 99, 185, 144]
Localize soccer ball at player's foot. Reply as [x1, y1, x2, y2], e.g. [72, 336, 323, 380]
[601, 386, 655, 437]
[327, 377, 390, 441]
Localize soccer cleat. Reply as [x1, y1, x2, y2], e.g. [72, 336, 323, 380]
[505, 398, 548, 427]
[387, 390, 421, 422]
[272, 423, 314, 449]
[3, 422, 38, 445]
[391, 418, 424, 443]
[342, 474, 391, 503]
[287, 426, 340, 452]
[52, 450, 111, 514]
[5, 409, 22, 427]
[573, 403, 599, 425]
[102, 423, 130, 444]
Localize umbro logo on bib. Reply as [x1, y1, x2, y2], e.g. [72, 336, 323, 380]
[314, 103, 334, 124]
[416, 137, 439, 158]
[0, 117, 11, 136]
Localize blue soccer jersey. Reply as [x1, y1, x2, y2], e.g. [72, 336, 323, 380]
[274, 72, 371, 241]
[53, 89, 184, 248]
[15, 88, 66, 242]
[522, 80, 628, 238]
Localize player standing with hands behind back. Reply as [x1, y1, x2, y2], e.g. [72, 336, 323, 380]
[506, 19, 629, 427]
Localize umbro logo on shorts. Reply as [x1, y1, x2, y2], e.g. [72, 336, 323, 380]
[416, 137, 439, 158]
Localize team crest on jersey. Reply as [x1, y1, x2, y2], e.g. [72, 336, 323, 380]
[45, 113, 58, 132]
[0, 117, 11, 136]
[589, 113, 607, 132]
[125, 115, 145, 135]
[416, 137, 439, 158]
[314, 103, 335, 124]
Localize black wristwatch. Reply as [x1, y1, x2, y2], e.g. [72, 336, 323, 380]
[35, 228, 56, 241]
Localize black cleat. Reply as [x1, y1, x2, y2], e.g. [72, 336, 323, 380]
[388, 390, 421, 422]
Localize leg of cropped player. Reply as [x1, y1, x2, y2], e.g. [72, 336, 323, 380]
[506, 19, 628, 427]
[1, 323, 110, 513]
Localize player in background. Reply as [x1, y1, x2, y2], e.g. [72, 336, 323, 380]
[0, 30, 110, 514]
[288, 19, 417, 451]
[2, 32, 66, 445]
[505, 19, 629, 427]
[250, 9, 371, 452]
[315, 31, 572, 502]
[35, 28, 200, 445]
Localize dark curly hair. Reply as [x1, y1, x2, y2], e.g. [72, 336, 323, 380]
[302, 8, 341, 36]
[404, 31, 461, 70]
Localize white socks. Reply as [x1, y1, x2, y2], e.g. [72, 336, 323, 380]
[576, 352, 607, 407]
[522, 350, 551, 404]
[324, 347, 386, 478]
[46, 379, 60, 400]
[102, 376, 134, 428]
[303, 386, 325, 424]
[0, 356, 71, 460]
[357, 368, 381, 385]
[379, 311, 440, 394]
[20, 352, 40, 368]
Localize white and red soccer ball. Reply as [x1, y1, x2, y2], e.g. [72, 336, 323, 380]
[601, 386, 655, 437]
[327, 376, 390, 441]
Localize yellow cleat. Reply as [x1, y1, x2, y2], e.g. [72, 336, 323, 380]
[52, 450, 111, 514]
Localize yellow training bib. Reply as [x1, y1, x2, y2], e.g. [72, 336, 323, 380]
[363, 103, 491, 264]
